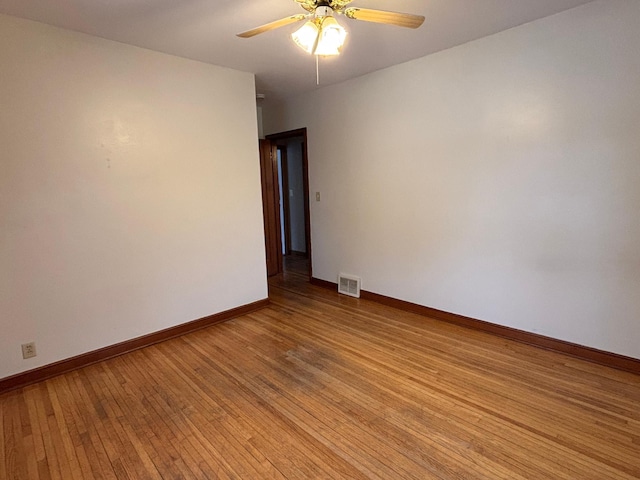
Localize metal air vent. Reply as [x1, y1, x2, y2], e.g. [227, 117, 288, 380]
[338, 273, 361, 298]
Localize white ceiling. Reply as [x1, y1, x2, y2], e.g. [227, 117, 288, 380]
[0, 0, 594, 101]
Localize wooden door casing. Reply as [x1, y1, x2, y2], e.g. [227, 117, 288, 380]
[259, 139, 282, 276]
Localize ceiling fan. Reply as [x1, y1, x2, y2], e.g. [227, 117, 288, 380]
[237, 0, 425, 56]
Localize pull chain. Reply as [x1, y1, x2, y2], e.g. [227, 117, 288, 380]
[316, 55, 320, 85]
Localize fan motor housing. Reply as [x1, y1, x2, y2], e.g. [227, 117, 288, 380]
[315, 6, 334, 17]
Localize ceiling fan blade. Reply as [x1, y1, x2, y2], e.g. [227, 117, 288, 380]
[344, 8, 424, 29]
[237, 14, 307, 38]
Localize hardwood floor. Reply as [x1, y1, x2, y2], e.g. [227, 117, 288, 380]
[282, 254, 309, 277]
[2, 270, 639, 479]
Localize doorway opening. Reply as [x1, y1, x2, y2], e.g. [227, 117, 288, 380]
[262, 128, 311, 279]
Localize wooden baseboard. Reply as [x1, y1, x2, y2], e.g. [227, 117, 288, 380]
[310, 277, 336, 290]
[0, 298, 270, 394]
[310, 277, 640, 375]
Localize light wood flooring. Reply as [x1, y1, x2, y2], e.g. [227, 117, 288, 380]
[2, 267, 640, 479]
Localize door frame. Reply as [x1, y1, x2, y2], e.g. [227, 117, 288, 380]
[259, 139, 282, 276]
[266, 128, 312, 279]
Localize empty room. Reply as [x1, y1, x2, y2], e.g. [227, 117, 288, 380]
[1, 0, 639, 478]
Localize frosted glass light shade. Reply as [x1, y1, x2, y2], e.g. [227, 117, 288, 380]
[292, 21, 319, 54]
[292, 16, 346, 56]
[314, 17, 347, 56]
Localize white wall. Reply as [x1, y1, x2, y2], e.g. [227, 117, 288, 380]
[286, 139, 306, 253]
[0, 15, 268, 378]
[257, 103, 265, 139]
[264, 0, 640, 359]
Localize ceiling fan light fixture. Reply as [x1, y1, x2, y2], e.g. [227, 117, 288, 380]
[292, 20, 319, 54]
[314, 16, 347, 56]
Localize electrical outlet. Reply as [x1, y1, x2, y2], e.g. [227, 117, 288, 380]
[22, 342, 37, 359]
